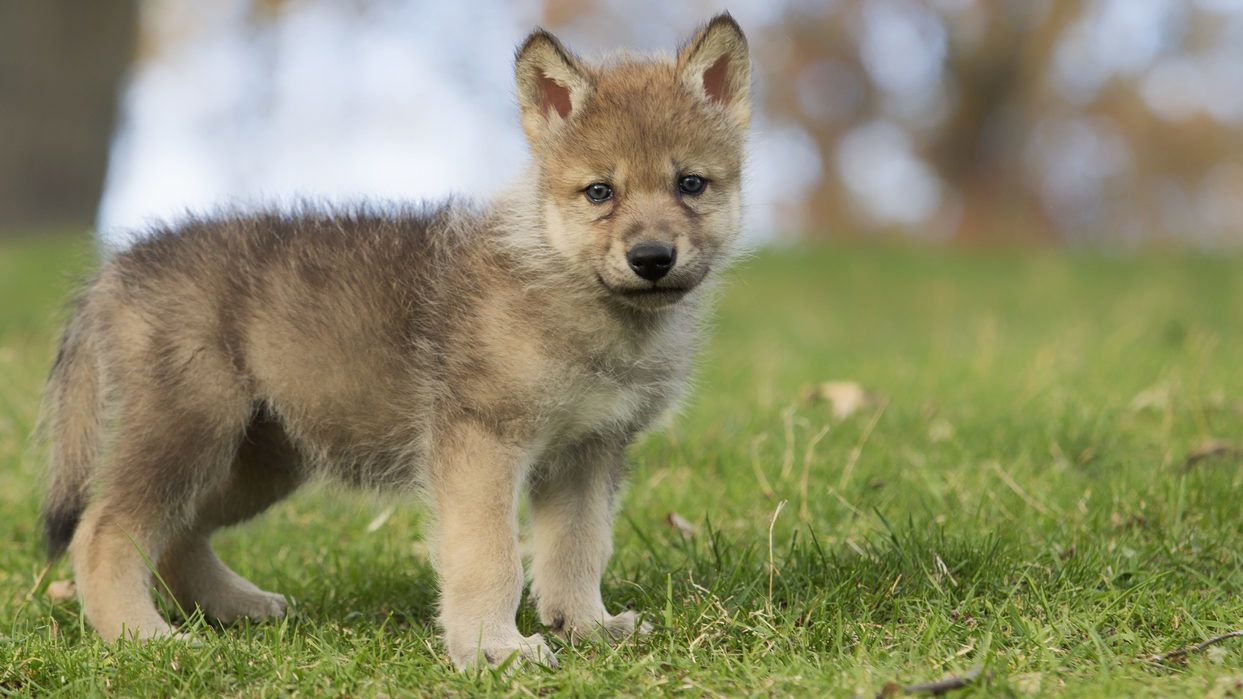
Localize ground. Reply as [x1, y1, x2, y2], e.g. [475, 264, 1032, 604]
[1, 233, 1241, 697]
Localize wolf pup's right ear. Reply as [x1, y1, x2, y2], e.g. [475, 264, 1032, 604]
[515, 29, 593, 146]
[678, 13, 751, 130]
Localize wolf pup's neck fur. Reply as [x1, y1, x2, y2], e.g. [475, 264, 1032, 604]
[40, 14, 749, 670]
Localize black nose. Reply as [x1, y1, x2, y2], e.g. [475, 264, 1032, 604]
[626, 241, 676, 282]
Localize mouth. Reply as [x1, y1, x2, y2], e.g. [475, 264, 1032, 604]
[617, 286, 689, 297]
[595, 275, 691, 305]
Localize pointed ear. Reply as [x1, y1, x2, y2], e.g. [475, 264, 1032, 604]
[677, 13, 751, 129]
[515, 29, 592, 145]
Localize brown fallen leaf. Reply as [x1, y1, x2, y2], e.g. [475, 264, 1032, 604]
[802, 381, 880, 420]
[46, 579, 76, 602]
[1182, 439, 1243, 471]
[666, 512, 694, 540]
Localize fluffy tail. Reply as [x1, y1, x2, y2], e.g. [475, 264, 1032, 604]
[39, 299, 101, 560]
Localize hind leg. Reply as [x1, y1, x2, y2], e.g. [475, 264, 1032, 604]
[158, 414, 304, 624]
[71, 503, 181, 640]
[70, 400, 247, 641]
[158, 536, 289, 624]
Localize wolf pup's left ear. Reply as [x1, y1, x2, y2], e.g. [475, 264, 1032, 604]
[515, 29, 593, 145]
[677, 13, 751, 129]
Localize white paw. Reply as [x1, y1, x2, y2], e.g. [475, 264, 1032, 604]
[599, 610, 653, 640]
[543, 607, 652, 644]
[450, 632, 558, 671]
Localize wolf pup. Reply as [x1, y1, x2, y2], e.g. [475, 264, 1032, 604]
[39, 14, 749, 669]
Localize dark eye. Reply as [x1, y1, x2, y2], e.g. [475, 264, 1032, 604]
[584, 183, 613, 203]
[678, 175, 706, 196]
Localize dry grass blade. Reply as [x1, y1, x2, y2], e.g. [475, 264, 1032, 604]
[749, 433, 776, 499]
[838, 399, 888, 490]
[798, 423, 831, 521]
[766, 499, 787, 614]
[988, 460, 1057, 517]
[365, 504, 396, 533]
[1146, 629, 1243, 664]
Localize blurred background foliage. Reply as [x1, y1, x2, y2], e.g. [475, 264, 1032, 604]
[2, 0, 1242, 248]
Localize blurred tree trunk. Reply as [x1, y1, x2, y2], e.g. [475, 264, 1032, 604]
[0, 0, 138, 234]
[929, 0, 1080, 244]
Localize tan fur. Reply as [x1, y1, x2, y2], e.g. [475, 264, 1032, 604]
[39, 14, 749, 669]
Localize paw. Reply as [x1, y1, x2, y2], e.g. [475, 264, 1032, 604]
[204, 587, 289, 624]
[598, 610, 653, 641]
[449, 632, 558, 671]
[108, 620, 197, 644]
[113, 621, 180, 642]
[159, 560, 290, 625]
[543, 607, 652, 644]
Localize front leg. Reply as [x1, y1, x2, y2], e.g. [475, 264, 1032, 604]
[430, 421, 554, 670]
[529, 436, 651, 643]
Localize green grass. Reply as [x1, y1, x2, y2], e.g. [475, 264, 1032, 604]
[2, 233, 1243, 696]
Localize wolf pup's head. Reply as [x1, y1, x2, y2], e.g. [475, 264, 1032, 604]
[513, 14, 750, 311]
